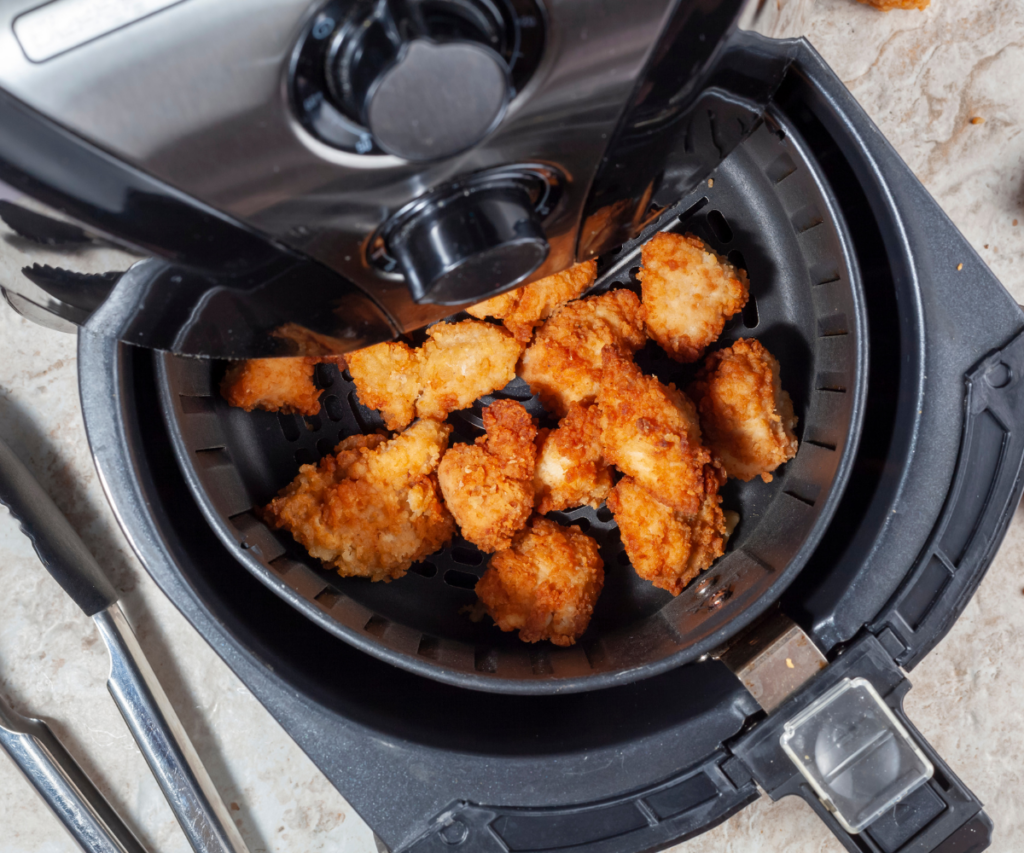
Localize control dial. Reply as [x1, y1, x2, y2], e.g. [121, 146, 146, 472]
[291, 0, 544, 157]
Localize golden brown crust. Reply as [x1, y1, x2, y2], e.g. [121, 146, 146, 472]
[688, 338, 798, 482]
[467, 261, 598, 342]
[638, 232, 749, 363]
[346, 341, 422, 431]
[534, 403, 612, 514]
[857, 0, 928, 9]
[220, 357, 328, 417]
[519, 289, 647, 416]
[596, 346, 710, 514]
[437, 400, 538, 553]
[260, 420, 455, 581]
[346, 320, 524, 431]
[608, 470, 727, 596]
[475, 516, 604, 646]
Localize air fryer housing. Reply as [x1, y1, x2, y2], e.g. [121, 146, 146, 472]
[0, 0, 791, 357]
[75, 39, 1024, 853]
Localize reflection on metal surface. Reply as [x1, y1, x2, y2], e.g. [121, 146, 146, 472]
[14, 0, 189, 62]
[0, 688, 146, 853]
[94, 603, 251, 853]
[718, 609, 827, 712]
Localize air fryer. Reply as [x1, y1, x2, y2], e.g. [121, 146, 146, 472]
[0, 2, 1020, 852]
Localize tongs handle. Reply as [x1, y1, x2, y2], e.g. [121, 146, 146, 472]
[0, 692, 146, 853]
[93, 604, 249, 853]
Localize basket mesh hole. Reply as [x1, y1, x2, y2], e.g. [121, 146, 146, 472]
[706, 209, 733, 243]
[417, 635, 440, 660]
[294, 448, 315, 466]
[304, 414, 322, 432]
[316, 438, 335, 456]
[444, 569, 479, 590]
[278, 413, 301, 442]
[323, 394, 345, 422]
[475, 647, 499, 673]
[315, 587, 342, 609]
[596, 505, 613, 523]
[451, 546, 484, 566]
[314, 363, 336, 389]
[409, 562, 437, 578]
[616, 550, 632, 567]
[530, 648, 553, 675]
[742, 293, 759, 329]
[364, 615, 389, 637]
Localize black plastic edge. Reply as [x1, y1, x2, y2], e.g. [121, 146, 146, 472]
[401, 753, 758, 853]
[869, 328, 1024, 669]
[730, 634, 990, 853]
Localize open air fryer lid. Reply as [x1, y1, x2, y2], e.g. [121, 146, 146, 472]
[0, 0, 788, 359]
[79, 38, 1024, 853]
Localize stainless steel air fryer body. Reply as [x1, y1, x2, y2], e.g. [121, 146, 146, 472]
[0, 0, 792, 357]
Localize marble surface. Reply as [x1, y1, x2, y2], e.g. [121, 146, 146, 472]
[1, 0, 1022, 851]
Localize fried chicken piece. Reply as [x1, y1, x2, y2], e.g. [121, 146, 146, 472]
[347, 320, 523, 431]
[476, 516, 604, 646]
[597, 346, 711, 514]
[520, 289, 646, 416]
[346, 341, 421, 431]
[608, 470, 727, 596]
[467, 261, 598, 342]
[417, 320, 524, 421]
[638, 231, 749, 363]
[438, 400, 538, 553]
[534, 403, 612, 514]
[220, 356, 343, 416]
[857, 0, 928, 9]
[688, 338, 798, 482]
[260, 419, 455, 581]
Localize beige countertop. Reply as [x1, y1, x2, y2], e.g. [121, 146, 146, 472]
[0, 0, 1022, 850]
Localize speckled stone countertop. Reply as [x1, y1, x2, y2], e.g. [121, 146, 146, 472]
[0, 1, 1021, 851]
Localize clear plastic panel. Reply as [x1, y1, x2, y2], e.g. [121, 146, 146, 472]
[780, 677, 933, 833]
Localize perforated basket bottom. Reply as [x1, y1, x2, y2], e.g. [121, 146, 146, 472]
[159, 114, 866, 692]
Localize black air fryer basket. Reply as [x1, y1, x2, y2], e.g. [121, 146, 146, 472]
[81, 40, 1024, 853]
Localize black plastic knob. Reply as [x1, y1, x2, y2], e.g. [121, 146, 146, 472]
[328, 2, 511, 161]
[386, 184, 549, 304]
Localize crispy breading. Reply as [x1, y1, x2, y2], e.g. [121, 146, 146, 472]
[520, 289, 647, 416]
[220, 356, 342, 417]
[438, 400, 538, 553]
[347, 320, 524, 431]
[857, 0, 928, 9]
[475, 516, 604, 646]
[597, 346, 710, 514]
[638, 231, 749, 363]
[688, 338, 798, 482]
[534, 403, 612, 514]
[608, 470, 727, 596]
[467, 261, 597, 342]
[260, 419, 455, 581]
[346, 341, 421, 431]
[418, 321, 523, 421]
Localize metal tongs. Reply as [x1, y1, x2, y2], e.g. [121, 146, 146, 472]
[0, 434, 248, 853]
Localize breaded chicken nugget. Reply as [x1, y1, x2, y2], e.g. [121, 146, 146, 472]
[221, 356, 341, 416]
[438, 400, 538, 552]
[347, 320, 524, 431]
[346, 341, 421, 431]
[857, 0, 928, 9]
[608, 470, 727, 596]
[467, 261, 598, 342]
[597, 346, 710, 514]
[261, 419, 455, 581]
[476, 516, 604, 646]
[418, 320, 523, 421]
[520, 289, 646, 416]
[688, 338, 798, 482]
[638, 232, 749, 363]
[534, 403, 612, 514]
